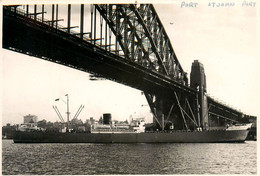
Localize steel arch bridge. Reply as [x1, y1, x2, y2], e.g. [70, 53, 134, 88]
[3, 4, 248, 131]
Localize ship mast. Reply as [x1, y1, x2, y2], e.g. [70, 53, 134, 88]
[55, 94, 84, 132]
[65, 94, 70, 131]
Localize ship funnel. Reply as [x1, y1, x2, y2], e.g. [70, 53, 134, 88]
[103, 113, 112, 125]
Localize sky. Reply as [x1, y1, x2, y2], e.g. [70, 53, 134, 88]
[1, 0, 259, 126]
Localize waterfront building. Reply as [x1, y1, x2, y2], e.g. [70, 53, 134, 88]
[24, 114, 38, 124]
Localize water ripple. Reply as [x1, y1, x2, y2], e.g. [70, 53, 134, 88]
[2, 140, 257, 175]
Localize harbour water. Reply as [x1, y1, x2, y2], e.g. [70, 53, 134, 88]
[2, 140, 257, 175]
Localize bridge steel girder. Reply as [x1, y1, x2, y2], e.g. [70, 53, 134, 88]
[97, 5, 141, 59]
[129, 5, 169, 76]
[95, 4, 188, 85]
[207, 96, 244, 127]
[130, 4, 188, 84]
[3, 6, 195, 95]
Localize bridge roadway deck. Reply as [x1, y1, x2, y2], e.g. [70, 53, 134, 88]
[3, 7, 196, 98]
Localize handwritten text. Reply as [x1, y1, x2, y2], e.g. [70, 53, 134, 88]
[181, 2, 198, 8]
[180, 1, 256, 8]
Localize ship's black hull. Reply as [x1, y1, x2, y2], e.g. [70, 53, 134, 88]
[13, 130, 249, 143]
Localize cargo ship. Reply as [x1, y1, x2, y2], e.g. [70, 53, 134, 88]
[13, 122, 251, 143]
[13, 94, 252, 143]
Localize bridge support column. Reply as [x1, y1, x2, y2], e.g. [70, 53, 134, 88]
[56, 5, 58, 28]
[42, 5, 44, 22]
[52, 4, 54, 28]
[80, 4, 84, 39]
[26, 5, 29, 17]
[145, 91, 197, 131]
[144, 93, 163, 130]
[67, 4, 71, 33]
[34, 5, 37, 20]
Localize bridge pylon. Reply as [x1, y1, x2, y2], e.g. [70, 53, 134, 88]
[190, 60, 209, 130]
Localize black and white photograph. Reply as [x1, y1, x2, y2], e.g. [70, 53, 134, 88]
[1, 0, 258, 175]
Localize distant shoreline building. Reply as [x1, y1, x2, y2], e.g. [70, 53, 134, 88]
[24, 114, 38, 124]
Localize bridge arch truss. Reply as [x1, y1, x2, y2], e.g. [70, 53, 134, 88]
[95, 4, 188, 85]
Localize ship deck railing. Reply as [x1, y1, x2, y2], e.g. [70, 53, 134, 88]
[145, 129, 227, 133]
[16, 128, 231, 134]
